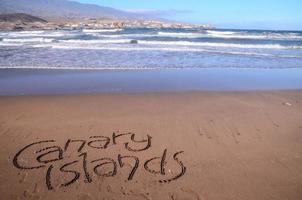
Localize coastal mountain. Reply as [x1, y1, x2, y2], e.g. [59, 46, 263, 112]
[0, 13, 47, 23]
[0, 0, 141, 20]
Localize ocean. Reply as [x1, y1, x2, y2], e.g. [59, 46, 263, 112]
[0, 28, 302, 69]
[1, 28, 302, 95]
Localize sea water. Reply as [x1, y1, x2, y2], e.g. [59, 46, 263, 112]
[0, 28, 302, 94]
[0, 28, 302, 69]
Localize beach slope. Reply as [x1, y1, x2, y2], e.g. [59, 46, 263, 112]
[0, 91, 302, 200]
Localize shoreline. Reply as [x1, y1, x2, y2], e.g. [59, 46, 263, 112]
[1, 89, 302, 98]
[1, 90, 302, 199]
[1, 68, 302, 96]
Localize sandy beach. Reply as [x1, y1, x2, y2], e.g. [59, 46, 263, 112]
[1, 0, 302, 200]
[0, 91, 302, 200]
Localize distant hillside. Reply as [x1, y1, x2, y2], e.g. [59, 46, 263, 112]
[0, 0, 140, 20]
[0, 13, 47, 23]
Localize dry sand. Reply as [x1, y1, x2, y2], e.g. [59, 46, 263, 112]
[0, 91, 302, 200]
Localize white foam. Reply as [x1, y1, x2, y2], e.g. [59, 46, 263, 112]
[83, 29, 123, 33]
[206, 30, 237, 35]
[0, 66, 164, 70]
[35, 32, 66, 37]
[88, 33, 157, 38]
[87, 34, 123, 38]
[5, 43, 301, 60]
[32, 43, 302, 58]
[59, 39, 131, 44]
[138, 40, 297, 49]
[6, 31, 45, 37]
[7, 31, 73, 38]
[206, 30, 302, 40]
[16, 31, 45, 34]
[2, 38, 54, 43]
[63, 32, 302, 40]
[2, 36, 300, 49]
[156, 30, 302, 40]
[158, 31, 202, 38]
[0, 43, 22, 46]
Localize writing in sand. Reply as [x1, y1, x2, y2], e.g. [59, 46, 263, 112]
[12, 132, 186, 190]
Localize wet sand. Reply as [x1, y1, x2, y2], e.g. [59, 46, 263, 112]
[1, 68, 302, 95]
[0, 91, 302, 200]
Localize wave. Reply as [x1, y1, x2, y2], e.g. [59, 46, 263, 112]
[157, 31, 202, 38]
[2, 38, 55, 43]
[0, 43, 22, 46]
[2, 37, 301, 49]
[13, 30, 45, 34]
[86, 34, 123, 38]
[0, 66, 164, 70]
[8, 32, 77, 38]
[59, 39, 131, 44]
[4, 31, 46, 37]
[9, 33, 66, 38]
[3, 30, 301, 43]
[87, 33, 157, 38]
[206, 30, 302, 40]
[2, 65, 302, 71]
[152, 30, 302, 40]
[206, 30, 237, 35]
[60, 39, 288, 49]
[31, 43, 302, 59]
[138, 40, 302, 49]
[82, 29, 123, 33]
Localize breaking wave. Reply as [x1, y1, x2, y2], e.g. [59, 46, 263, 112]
[1, 28, 302, 69]
[82, 29, 123, 33]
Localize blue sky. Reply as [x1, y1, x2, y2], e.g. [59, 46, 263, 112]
[77, 0, 302, 30]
